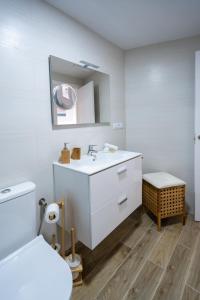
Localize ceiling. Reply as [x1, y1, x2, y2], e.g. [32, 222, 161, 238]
[46, 0, 200, 50]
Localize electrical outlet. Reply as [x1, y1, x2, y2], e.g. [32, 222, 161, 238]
[112, 122, 124, 129]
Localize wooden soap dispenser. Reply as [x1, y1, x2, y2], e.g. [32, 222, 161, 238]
[59, 143, 70, 164]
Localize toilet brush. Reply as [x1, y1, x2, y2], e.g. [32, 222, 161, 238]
[66, 227, 82, 282]
[66, 227, 81, 267]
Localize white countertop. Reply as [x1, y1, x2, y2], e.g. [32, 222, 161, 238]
[53, 150, 142, 175]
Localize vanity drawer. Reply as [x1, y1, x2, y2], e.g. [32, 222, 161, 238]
[90, 185, 141, 248]
[90, 200, 119, 248]
[89, 156, 142, 214]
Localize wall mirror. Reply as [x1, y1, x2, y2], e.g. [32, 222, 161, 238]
[49, 55, 110, 128]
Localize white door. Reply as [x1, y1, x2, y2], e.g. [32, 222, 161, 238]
[77, 81, 95, 124]
[195, 51, 200, 220]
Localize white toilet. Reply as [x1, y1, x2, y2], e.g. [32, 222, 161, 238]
[0, 182, 72, 300]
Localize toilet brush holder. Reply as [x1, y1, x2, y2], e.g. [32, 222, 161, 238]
[65, 227, 83, 286]
[66, 254, 81, 280]
[66, 253, 81, 269]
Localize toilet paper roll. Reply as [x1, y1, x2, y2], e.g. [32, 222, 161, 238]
[51, 243, 61, 253]
[45, 203, 60, 224]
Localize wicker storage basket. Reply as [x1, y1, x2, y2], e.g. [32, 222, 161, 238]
[143, 172, 186, 231]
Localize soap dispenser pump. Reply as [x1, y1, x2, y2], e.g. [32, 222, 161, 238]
[59, 143, 70, 164]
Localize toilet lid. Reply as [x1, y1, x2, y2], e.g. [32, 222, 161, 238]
[0, 236, 72, 300]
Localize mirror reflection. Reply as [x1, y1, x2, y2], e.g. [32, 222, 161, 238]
[49, 56, 110, 127]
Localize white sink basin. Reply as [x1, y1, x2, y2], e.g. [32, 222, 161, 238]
[53, 150, 141, 175]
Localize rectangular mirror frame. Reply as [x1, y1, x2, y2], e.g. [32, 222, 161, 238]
[48, 55, 111, 129]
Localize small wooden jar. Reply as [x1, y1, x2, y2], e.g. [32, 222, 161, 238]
[71, 148, 81, 160]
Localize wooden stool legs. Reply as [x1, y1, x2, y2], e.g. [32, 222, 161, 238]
[157, 213, 161, 231]
[182, 200, 186, 225]
[182, 214, 186, 225]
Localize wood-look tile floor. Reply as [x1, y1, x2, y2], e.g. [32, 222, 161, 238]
[72, 209, 200, 300]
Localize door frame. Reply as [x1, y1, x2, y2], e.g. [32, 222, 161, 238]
[195, 51, 200, 220]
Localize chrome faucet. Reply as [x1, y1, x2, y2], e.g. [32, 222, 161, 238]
[87, 144, 98, 156]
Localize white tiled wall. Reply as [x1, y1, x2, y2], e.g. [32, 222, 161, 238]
[0, 0, 125, 237]
[125, 36, 200, 213]
[2, 0, 198, 233]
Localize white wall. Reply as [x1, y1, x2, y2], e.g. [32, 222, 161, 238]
[125, 36, 200, 213]
[0, 0, 125, 238]
[1, 0, 198, 233]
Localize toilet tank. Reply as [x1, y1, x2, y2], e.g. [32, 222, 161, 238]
[0, 182, 37, 260]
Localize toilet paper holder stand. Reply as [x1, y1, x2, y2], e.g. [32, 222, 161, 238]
[46, 199, 65, 258]
[55, 199, 65, 258]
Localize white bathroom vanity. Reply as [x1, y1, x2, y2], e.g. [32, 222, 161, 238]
[53, 150, 142, 249]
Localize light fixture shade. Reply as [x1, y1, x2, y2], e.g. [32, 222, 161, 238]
[79, 60, 99, 69]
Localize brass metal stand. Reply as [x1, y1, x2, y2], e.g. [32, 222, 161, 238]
[57, 199, 65, 258]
